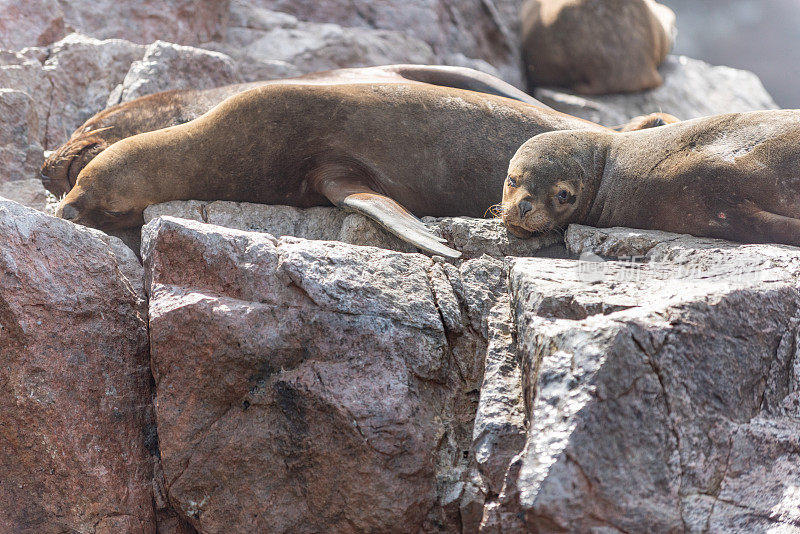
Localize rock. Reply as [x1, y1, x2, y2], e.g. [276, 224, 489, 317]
[0, 0, 228, 50]
[0, 0, 68, 49]
[143, 216, 494, 532]
[483, 224, 800, 532]
[0, 179, 48, 211]
[239, 0, 526, 87]
[108, 41, 242, 105]
[42, 33, 146, 149]
[0, 49, 51, 146]
[0, 199, 154, 532]
[143, 200, 563, 259]
[535, 55, 779, 126]
[0, 89, 43, 184]
[207, 4, 437, 80]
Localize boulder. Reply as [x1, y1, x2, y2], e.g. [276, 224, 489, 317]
[143, 200, 564, 260]
[0, 89, 43, 184]
[237, 0, 525, 87]
[206, 4, 437, 81]
[536, 55, 779, 127]
[478, 224, 800, 532]
[0, 199, 154, 532]
[143, 216, 504, 532]
[0, 0, 228, 50]
[108, 41, 242, 105]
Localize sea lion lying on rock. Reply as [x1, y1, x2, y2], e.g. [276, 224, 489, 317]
[56, 82, 622, 259]
[502, 110, 800, 246]
[521, 0, 676, 94]
[43, 65, 677, 199]
[40, 64, 543, 198]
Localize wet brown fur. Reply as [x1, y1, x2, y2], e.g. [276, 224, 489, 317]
[503, 110, 800, 246]
[57, 82, 610, 234]
[41, 65, 545, 197]
[521, 0, 676, 94]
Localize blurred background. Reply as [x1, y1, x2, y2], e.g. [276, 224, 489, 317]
[661, 0, 800, 108]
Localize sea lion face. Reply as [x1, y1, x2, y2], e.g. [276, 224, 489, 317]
[502, 134, 591, 238]
[55, 149, 150, 231]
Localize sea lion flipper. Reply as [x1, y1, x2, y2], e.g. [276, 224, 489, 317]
[337, 191, 462, 258]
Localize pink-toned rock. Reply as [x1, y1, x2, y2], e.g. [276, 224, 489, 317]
[0, 89, 43, 183]
[143, 216, 495, 532]
[0, 0, 228, 50]
[0, 199, 154, 532]
[108, 41, 242, 105]
[240, 0, 525, 86]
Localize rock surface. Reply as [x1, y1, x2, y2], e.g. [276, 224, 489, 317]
[481, 224, 800, 532]
[536, 55, 779, 126]
[143, 216, 506, 532]
[143, 200, 565, 260]
[0, 199, 154, 533]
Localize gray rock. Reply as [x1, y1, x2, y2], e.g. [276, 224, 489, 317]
[536, 55, 779, 127]
[144, 200, 562, 259]
[143, 216, 489, 532]
[0, 90, 43, 184]
[108, 41, 242, 104]
[0, 180, 48, 211]
[488, 225, 800, 532]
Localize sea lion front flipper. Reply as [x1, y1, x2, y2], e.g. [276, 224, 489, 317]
[314, 172, 461, 258]
[338, 191, 462, 258]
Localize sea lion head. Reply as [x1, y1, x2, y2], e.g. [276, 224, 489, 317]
[502, 130, 604, 238]
[40, 133, 111, 198]
[55, 141, 153, 231]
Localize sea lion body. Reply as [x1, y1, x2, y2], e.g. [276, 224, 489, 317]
[41, 65, 544, 197]
[58, 82, 609, 258]
[521, 0, 676, 94]
[503, 110, 800, 246]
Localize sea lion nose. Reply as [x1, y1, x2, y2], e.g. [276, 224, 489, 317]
[518, 200, 533, 218]
[59, 204, 79, 221]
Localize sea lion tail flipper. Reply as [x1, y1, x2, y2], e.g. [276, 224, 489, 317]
[338, 191, 462, 258]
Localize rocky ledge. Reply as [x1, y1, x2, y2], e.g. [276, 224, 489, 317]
[3, 196, 800, 533]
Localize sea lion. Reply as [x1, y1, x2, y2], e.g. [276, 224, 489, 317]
[40, 64, 544, 198]
[502, 110, 800, 247]
[521, 0, 677, 94]
[57, 82, 618, 259]
[614, 112, 679, 132]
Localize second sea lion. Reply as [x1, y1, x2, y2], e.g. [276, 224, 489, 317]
[502, 110, 800, 246]
[521, 0, 676, 94]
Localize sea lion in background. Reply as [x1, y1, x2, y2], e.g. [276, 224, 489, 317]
[56, 82, 617, 258]
[502, 110, 800, 247]
[521, 0, 676, 94]
[614, 112, 679, 132]
[40, 64, 544, 198]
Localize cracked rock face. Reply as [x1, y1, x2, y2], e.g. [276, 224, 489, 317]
[484, 225, 800, 532]
[143, 216, 508, 532]
[0, 199, 154, 533]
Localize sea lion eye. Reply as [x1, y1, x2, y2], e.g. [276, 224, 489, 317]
[507, 176, 518, 187]
[101, 209, 127, 218]
[555, 189, 575, 205]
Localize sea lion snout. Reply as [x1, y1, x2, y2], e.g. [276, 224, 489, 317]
[518, 200, 533, 218]
[58, 203, 79, 221]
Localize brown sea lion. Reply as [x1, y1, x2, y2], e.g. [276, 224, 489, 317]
[521, 0, 676, 94]
[502, 110, 800, 246]
[56, 82, 620, 258]
[40, 65, 545, 198]
[614, 112, 679, 132]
